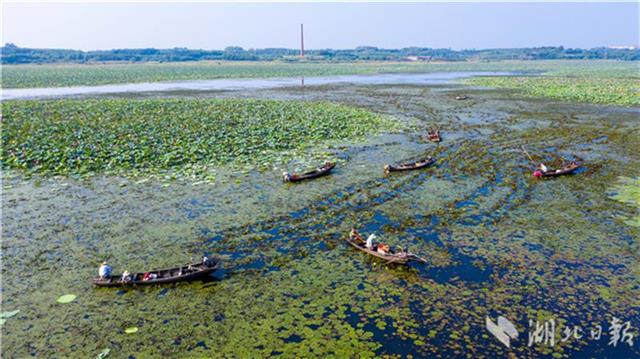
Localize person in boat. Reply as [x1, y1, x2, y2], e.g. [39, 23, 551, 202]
[377, 243, 390, 255]
[366, 234, 376, 250]
[539, 163, 548, 173]
[282, 172, 292, 182]
[142, 272, 157, 281]
[533, 163, 548, 178]
[203, 256, 210, 265]
[121, 270, 132, 282]
[350, 228, 365, 243]
[98, 261, 112, 280]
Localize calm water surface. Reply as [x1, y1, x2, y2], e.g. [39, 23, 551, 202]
[1, 71, 512, 100]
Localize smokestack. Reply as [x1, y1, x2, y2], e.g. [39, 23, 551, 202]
[300, 24, 305, 57]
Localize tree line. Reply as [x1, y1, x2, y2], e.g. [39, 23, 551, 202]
[2, 43, 638, 64]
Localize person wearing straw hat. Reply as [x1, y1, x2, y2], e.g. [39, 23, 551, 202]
[98, 261, 112, 280]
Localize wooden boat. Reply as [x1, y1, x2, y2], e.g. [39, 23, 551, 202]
[536, 162, 582, 178]
[345, 235, 427, 265]
[283, 162, 335, 182]
[384, 156, 435, 173]
[93, 259, 219, 287]
[427, 130, 441, 142]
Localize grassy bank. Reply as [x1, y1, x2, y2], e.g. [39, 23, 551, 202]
[1, 99, 402, 181]
[2, 60, 637, 89]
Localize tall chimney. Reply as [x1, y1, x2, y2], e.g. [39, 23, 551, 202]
[300, 24, 305, 57]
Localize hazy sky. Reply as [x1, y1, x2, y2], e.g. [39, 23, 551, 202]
[2, 2, 638, 50]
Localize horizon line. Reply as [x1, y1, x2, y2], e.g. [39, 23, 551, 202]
[4, 43, 639, 53]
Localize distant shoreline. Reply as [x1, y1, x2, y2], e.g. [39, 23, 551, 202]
[2, 43, 638, 65]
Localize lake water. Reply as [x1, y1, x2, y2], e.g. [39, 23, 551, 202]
[3, 73, 637, 358]
[1, 71, 512, 100]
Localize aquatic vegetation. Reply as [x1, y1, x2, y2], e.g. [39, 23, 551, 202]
[468, 75, 639, 106]
[0, 310, 20, 327]
[467, 59, 640, 106]
[0, 310, 20, 318]
[468, 61, 640, 106]
[2, 99, 402, 181]
[95, 348, 110, 359]
[2, 60, 637, 89]
[56, 294, 77, 303]
[609, 176, 640, 227]
[2, 80, 638, 358]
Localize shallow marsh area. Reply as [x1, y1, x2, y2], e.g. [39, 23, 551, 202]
[2, 75, 639, 358]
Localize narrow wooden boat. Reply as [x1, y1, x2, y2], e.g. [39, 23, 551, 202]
[427, 130, 441, 142]
[345, 236, 426, 265]
[536, 162, 582, 178]
[384, 156, 435, 173]
[93, 259, 219, 287]
[283, 162, 335, 182]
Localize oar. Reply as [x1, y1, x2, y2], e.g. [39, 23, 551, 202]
[521, 146, 536, 164]
[403, 247, 428, 264]
[385, 257, 406, 265]
[409, 253, 429, 264]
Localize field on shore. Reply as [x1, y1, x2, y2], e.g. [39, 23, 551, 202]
[1, 61, 639, 358]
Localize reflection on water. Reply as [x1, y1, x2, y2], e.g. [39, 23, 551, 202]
[2, 71, 513, 100]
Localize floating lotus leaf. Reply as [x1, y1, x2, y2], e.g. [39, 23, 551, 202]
[0, 310, 20, 318]
[96, 348, 110, 359]
[56, 294, 76, 304]
[2, 99, 403, 182]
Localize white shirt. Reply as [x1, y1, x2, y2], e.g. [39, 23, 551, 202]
[540, 163, 548, 173]
[99, 264, 111, 277]
[366, 234, 376, 249]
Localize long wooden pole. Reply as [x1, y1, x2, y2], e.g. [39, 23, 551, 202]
[521, 146, 535, 163]
[409, 253, 429, 264]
